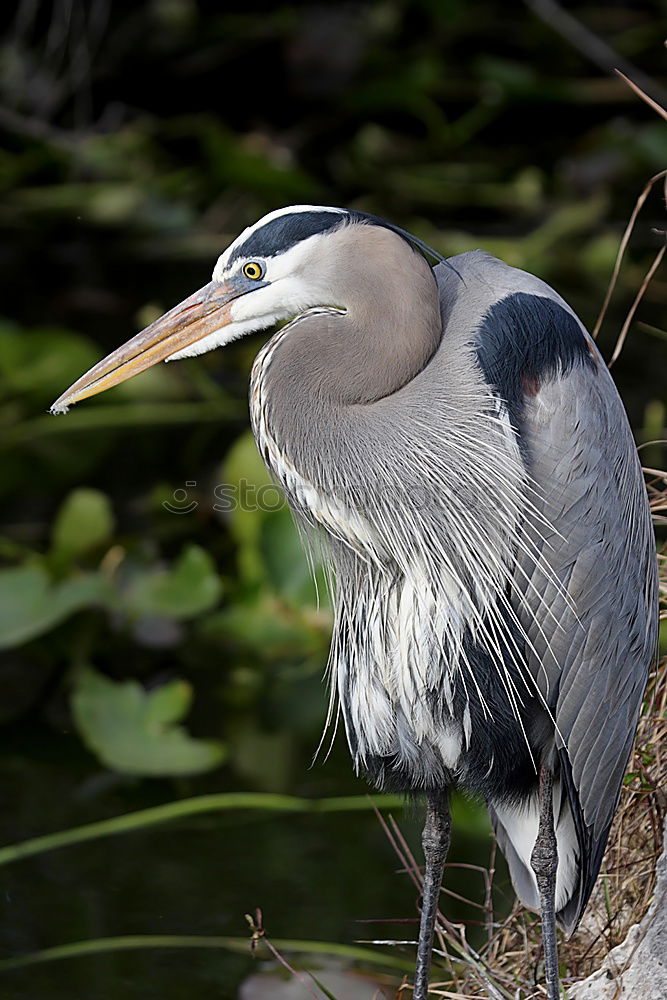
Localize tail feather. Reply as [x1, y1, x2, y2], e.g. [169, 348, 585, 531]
[491, 752, 616, 935]
[490, 777, 581, 934]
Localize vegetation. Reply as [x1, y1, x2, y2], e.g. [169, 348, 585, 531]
[0, 2, 665, 997]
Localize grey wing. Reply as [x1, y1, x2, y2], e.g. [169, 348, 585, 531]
[467, 275, 658, 931]
[516, 353, 657, 928]
[436, 255, 658, 929]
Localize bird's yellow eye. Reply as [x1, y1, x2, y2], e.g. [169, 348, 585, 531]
[243, 261, 264, 280]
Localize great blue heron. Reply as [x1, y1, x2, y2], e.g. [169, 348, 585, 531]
[51, 205, 657, 1000]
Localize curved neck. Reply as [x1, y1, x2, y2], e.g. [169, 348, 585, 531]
[252, 245, 442, 478]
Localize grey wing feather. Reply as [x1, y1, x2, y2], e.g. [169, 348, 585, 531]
[514, 320, 657, 928]
[518, 360, 656, 816]
[445, 253, 658, 930]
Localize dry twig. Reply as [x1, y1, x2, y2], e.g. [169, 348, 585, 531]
[615, 70, 667, 123]
[592, 170, 667, 340]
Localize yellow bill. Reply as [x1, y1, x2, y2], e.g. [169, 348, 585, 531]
[50, 279, 241, 413]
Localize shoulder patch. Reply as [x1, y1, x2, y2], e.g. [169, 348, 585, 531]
[228, 210, 345, 263]
[475, 292, 595, 424]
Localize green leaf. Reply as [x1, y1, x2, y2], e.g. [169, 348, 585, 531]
[219, 431, 325, 601]
[145, 679, 193, 726]
[0, 321, 98, 403]
[126, 544, 222, 619]
[0, 793, 407, 869]
[220, 429, 279, 552]
[71, 668, 226, 776]
[259, 508, 318, 604]
[200, 602, 322, 657]
[0, 565, 109, 649]
[0, 933, 415, 975]
[51, 489, 115, 563]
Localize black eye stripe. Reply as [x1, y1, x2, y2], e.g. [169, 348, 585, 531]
[229, 211, 345, 264]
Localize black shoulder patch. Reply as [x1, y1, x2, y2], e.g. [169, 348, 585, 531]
[229, 210, 346, 263]
[475, 292, 595, 424]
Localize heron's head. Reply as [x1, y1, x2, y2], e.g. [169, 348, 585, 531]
[50, 205, 441, 413]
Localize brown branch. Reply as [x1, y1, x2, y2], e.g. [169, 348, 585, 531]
[592, 170, 667, 340]
[616, 70, 667, 122]
[525, 0, 667, 107]
[609, 244, 666, 367]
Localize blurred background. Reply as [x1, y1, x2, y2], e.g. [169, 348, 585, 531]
[0, 1, 665, 998]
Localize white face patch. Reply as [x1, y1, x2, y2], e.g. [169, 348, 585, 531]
[167, 223, 348, 362]
[165, 318, 271, 361]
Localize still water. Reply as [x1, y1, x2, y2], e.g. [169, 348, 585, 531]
[0, 724, 497, 1000]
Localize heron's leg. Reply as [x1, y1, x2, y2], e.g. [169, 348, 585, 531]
[413, 788, 451, 1000]
[531, 765, 560, 1000]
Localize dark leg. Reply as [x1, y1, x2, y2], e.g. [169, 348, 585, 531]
[413, 788, 451, 1000]
[530, 766, 560, 1000]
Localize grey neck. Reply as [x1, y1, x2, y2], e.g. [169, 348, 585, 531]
[252, 246, 443, 486]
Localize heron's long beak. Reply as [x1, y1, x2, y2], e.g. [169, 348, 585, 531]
[50, 280, 241, 413]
